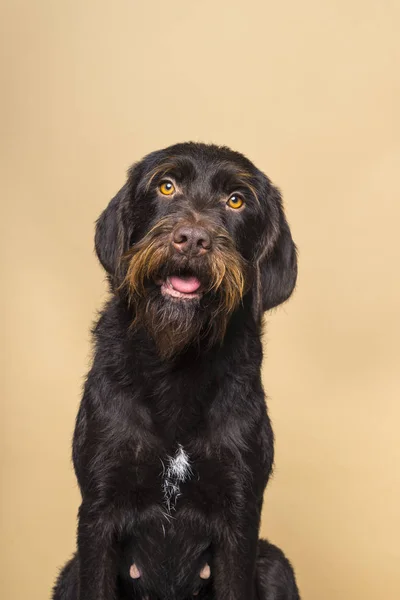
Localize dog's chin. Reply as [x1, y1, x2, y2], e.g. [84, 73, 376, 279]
[132, 284, 203, 360]
[128, 260, 243, 359]
[132, 273, 225, 360]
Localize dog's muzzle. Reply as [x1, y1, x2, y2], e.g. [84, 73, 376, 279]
[120, 215, 247, 358]
[155, 224, 212, 300]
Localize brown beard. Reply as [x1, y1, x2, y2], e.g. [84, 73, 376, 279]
[120, 218, 247, 359]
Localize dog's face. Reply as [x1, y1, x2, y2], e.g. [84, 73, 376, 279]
[95, 143, 297, 358]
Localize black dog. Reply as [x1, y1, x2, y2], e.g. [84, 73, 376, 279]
[52, 142, 300, 600]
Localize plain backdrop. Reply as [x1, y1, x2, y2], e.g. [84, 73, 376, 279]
[1, 1, 399, 599]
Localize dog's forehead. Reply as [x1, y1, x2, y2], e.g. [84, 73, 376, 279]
[141, 143, 258, 190]
[155, 142, 256, 169]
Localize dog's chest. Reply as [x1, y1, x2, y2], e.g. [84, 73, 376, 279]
[161, 444, 193, 513]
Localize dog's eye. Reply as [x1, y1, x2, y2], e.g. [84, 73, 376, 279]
[227, 195, 244, 210]
[159, 181, 176, 196]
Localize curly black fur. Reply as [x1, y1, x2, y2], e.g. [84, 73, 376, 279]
[52, 143, 300, 600]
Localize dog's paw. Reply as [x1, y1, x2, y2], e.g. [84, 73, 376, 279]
[129, 563, 141, 579]
[199, 563, 211, 580]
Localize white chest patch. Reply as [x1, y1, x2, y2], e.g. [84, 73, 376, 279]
[162, 444, 192, 513]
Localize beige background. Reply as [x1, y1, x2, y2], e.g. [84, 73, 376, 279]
[1, 1, 399, 598]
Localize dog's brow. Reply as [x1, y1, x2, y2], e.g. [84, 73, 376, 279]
[143, 157, 197, 192]
[238, 180, 260, 206]
[234, 169, 260, 205]
[236, 170, 253, 179]
[144, 162, 179, 192]
[214, 166, 260, 206]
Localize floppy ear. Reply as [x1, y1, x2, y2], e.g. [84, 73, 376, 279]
[253, 186, 298, 317]
[94, 182, 131, 277]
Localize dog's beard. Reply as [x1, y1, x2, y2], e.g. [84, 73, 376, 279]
[135, 288, 204, 359]
[120, 219, 247, 360]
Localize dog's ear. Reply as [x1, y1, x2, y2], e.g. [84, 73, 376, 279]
[95, 182, 131, 277]
[253, 184, 298, 318]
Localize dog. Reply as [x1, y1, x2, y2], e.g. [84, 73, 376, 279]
[52, 142, 300, 600]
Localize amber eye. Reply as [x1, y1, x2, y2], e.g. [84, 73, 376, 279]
[159, 181, 175, 196]
[227, 194, 244, 209]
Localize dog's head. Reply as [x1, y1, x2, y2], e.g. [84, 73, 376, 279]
[95, 143, 297, 358]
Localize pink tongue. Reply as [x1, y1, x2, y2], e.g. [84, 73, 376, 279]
[168, 275, 201, 294]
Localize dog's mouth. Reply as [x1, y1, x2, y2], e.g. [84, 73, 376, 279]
[158, 274, 203, 300]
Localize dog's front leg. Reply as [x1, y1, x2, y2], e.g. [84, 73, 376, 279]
[213, 522, 259, 600]
[77, 501, 120, 600]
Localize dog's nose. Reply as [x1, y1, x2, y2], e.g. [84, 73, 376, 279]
[172, 226, 212, 256]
